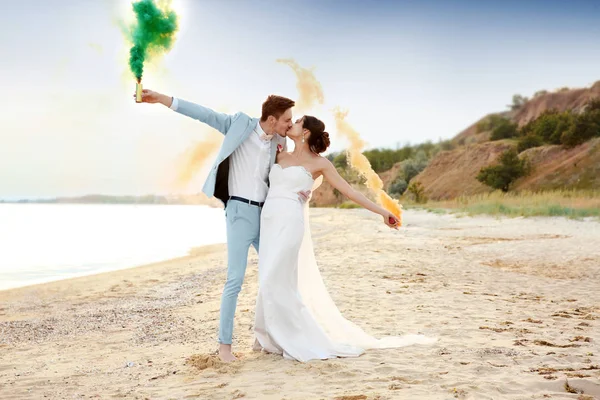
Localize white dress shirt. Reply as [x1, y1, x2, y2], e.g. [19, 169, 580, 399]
[170, 98, 273, 203]
[227, 123, 272, 202]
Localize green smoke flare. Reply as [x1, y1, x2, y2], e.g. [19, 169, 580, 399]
[128, 0, 178, 81]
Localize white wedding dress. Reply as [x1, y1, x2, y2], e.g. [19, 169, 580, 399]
[254, 164, 436, 362]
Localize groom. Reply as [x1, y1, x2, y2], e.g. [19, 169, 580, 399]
[137, 89, 309, 361]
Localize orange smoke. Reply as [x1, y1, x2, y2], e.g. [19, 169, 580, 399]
[171, 104, 236, 191]
[276, 58, 325, 113]
[172, 132, 222, 190]
[333, 108, 403, 226]
[278, 58, 403, 225]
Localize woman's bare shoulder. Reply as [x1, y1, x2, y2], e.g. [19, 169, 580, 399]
[313, 154, 332, 167]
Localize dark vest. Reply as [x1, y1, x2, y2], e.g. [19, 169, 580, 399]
[214, 157, 231, 206]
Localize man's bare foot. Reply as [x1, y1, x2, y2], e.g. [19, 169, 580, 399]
[252, 338, 262, 352]
[218, 343, 237, 362]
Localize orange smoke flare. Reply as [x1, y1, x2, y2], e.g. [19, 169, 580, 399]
[333, 108, 403, 226]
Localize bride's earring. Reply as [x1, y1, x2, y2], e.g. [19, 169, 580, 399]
[302, 133, 305, 143]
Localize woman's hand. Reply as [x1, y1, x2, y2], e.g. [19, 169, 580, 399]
[382, 211, 400, 229]
[320, 158, 401, 230]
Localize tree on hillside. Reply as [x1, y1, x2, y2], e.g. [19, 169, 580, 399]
[476, 148, 529, 192]
[509, 94, 529, 110]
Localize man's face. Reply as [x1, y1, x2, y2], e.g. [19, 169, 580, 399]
[286, 117, 305, 140]
[273, 108, 293, 136]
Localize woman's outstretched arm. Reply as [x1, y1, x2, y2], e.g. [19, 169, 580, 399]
[319, 158, 399, 229]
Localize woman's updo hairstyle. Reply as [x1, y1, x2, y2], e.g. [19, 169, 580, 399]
[303, 115, 331, 154]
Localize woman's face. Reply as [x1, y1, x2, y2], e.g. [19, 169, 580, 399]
[287, 117, 306, 140]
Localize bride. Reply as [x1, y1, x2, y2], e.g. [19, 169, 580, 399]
[253, 115, 436, 362]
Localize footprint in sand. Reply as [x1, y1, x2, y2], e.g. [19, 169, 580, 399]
[184, 354, 243, 374]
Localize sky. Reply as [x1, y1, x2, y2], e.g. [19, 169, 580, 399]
[2, 0, 600, 199]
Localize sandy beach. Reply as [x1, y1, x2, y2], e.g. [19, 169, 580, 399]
[1, 208, 599, 399]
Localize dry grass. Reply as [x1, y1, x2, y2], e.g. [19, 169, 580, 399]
[406, 189, 600, 219]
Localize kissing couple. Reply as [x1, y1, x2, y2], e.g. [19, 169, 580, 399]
[137, 90, 436, 362]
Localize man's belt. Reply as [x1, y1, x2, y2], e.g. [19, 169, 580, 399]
[229, 196, 265, 207]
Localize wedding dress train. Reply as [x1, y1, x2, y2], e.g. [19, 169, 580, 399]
[254, 164, 436, 362]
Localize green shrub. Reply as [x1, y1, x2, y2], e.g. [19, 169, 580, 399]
[439, 139, 456, 151]
[477, 114, 506, 133]
[333, 152, 348, 169]
[407, 181, 428, 203]
[362, 148, 398, 172]
[517, 134, 543, 153]
[519, 110, 574, 145]
[402, 150, 429, 183]
[490, 118, 518, 140]
[389, 178, 408, 196]
[586, 98, 600, 112]
[561, 111, 600, 148]
[326, 138, 451, 180]
[531, 110, 560, 142]
[551, 112, 575, 144]
[476, 148, 529, 192]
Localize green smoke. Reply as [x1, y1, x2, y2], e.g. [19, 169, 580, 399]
[128, 0, 178, 81]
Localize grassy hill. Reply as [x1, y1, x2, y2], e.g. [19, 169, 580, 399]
[313, 81, 600, 207]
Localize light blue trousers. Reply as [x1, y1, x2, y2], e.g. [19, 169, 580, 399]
[218, 200, 261, 345]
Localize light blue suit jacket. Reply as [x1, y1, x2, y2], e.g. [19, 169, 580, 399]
[172, 98, 285, 205]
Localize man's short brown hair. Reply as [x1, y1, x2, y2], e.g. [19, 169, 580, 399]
[261, 95, 295, 122]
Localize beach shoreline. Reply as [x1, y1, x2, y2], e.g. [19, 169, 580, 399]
[1, 208, 599, 399]
[0, 246, 216, 295]
[0, 203, 227, 293]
